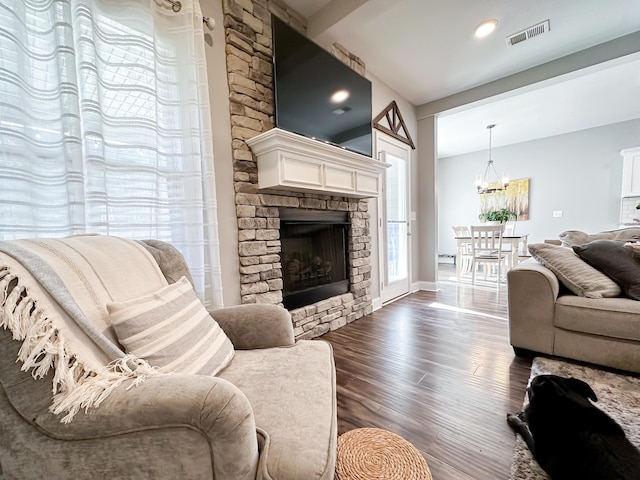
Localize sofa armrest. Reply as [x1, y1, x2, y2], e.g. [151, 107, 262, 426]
[507, 259, 560, 354]
[210, 304, 295, 349]
[32, 375, 259, 480]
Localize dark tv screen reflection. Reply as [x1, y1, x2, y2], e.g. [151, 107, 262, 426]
[272, 15, 373, 157]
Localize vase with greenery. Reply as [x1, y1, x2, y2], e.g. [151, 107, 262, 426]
[478, 208, 517, 223]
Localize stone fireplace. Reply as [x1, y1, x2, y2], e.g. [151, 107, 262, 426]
[222, 0, 379, 339]
[234, 192, 373, 340]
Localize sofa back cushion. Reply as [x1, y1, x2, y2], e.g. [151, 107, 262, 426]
[528, 243, 621, 298]
[573, 240, 640, 300]
[559, 228, 640, 247]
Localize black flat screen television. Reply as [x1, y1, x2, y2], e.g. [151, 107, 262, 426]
[272, 15, 372, 157]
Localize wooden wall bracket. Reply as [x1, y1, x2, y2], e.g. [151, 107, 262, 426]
[373, 100, 415, 149]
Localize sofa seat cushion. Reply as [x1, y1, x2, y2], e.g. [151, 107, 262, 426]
[218, 340, 336, 480]
[555, 295, 640, 341]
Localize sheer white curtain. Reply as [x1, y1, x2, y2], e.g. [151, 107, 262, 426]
[0, 0, 223, 308]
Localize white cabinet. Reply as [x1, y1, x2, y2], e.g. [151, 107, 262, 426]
[247, 128, 390, 198]
[621, 146, 640, 197]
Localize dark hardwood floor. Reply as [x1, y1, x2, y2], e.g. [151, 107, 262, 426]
[321, 264, 533, 480]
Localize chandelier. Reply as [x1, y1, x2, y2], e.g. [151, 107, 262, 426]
[475, 124, 509, 194]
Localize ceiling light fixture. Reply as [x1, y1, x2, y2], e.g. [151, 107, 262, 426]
[475, 19, 498, 38]
[475, 124, 509, 194]
[330, 89, 350, 103]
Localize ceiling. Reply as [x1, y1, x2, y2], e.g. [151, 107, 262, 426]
[282, 0, 640, 157]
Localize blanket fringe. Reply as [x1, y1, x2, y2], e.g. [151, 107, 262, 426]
[0, 266, 162, 423]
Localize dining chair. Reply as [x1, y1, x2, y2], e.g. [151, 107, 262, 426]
[504, 223, 515, 236]
[452, 226, 472, 280]
[501, 223, 515, 269]
[470, 224, 510, 286]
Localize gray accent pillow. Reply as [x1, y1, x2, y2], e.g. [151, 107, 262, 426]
[108, 276, 234, 375]
[573, 240, 640, 300]
[528, 243, 621, 298]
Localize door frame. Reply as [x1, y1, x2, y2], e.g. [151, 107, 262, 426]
[375, 131, 412, 305]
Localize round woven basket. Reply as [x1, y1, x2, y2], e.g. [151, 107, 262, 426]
[335, 428, 432, 480]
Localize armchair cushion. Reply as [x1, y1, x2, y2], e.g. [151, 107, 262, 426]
[108, 276, 234, 375]
[219, 340, 337, 480]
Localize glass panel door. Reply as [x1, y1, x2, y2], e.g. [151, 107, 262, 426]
[386, 152, 408, 283]
[379, 138, 410, 304]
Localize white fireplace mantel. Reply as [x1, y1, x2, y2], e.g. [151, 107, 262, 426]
[246, 128, 390, 198]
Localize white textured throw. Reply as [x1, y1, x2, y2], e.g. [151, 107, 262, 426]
[0, 235, 169, 422]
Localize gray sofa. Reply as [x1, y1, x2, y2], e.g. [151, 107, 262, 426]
[508, 228, 640, 374]
[0, 240, 337, 479]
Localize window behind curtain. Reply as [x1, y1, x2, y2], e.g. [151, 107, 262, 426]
[0, 0, 223, 307]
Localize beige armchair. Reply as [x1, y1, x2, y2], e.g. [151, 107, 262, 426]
[0, 239, 336, 480]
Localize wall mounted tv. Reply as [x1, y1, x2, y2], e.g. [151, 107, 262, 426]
[272, 15, 372, 157]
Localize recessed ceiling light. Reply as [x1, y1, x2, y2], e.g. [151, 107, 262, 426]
[330, 89, 350, 103]
[475, 19, 498, 38]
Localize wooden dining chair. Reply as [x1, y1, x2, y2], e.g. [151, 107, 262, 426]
[470, 224, 510, 286]
[452, 226, 472, 279]
[501, 223, 515, 269]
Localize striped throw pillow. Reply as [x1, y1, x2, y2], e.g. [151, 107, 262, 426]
[108, 276, 234, 376]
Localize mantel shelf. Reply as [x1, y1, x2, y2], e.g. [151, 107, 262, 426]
[246, 128, 390, 198]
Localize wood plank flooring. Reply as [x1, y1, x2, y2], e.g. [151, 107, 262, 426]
[321, 264, 533, 480]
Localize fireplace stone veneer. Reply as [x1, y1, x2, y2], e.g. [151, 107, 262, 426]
[223, 0, 373, 339]
[235, 193, 373, 339]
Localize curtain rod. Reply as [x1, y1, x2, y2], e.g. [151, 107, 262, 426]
[163, 1, 215, 29]
[166, 0, 182, 12]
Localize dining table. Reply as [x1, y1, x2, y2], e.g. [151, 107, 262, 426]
[454, 232, 529, 273]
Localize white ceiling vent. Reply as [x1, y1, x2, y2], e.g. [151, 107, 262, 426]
[506, 20, 550, 47]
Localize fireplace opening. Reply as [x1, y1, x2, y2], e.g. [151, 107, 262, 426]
[280, 208, 350, 310]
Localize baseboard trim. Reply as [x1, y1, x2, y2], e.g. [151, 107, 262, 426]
[376, 282, 440, 308]
[372, 297, 383, 311]
[412, 281, 439, 292]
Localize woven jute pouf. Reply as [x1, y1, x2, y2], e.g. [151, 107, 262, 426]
[335, 427, 432, 480]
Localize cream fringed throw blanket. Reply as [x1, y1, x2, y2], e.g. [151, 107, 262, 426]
[0, 235, 169, 422]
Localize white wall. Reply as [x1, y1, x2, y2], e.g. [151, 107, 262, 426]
[437, 118, 640, 256]
[417, 116, 438, 289]
[203, 0, 242, 306]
